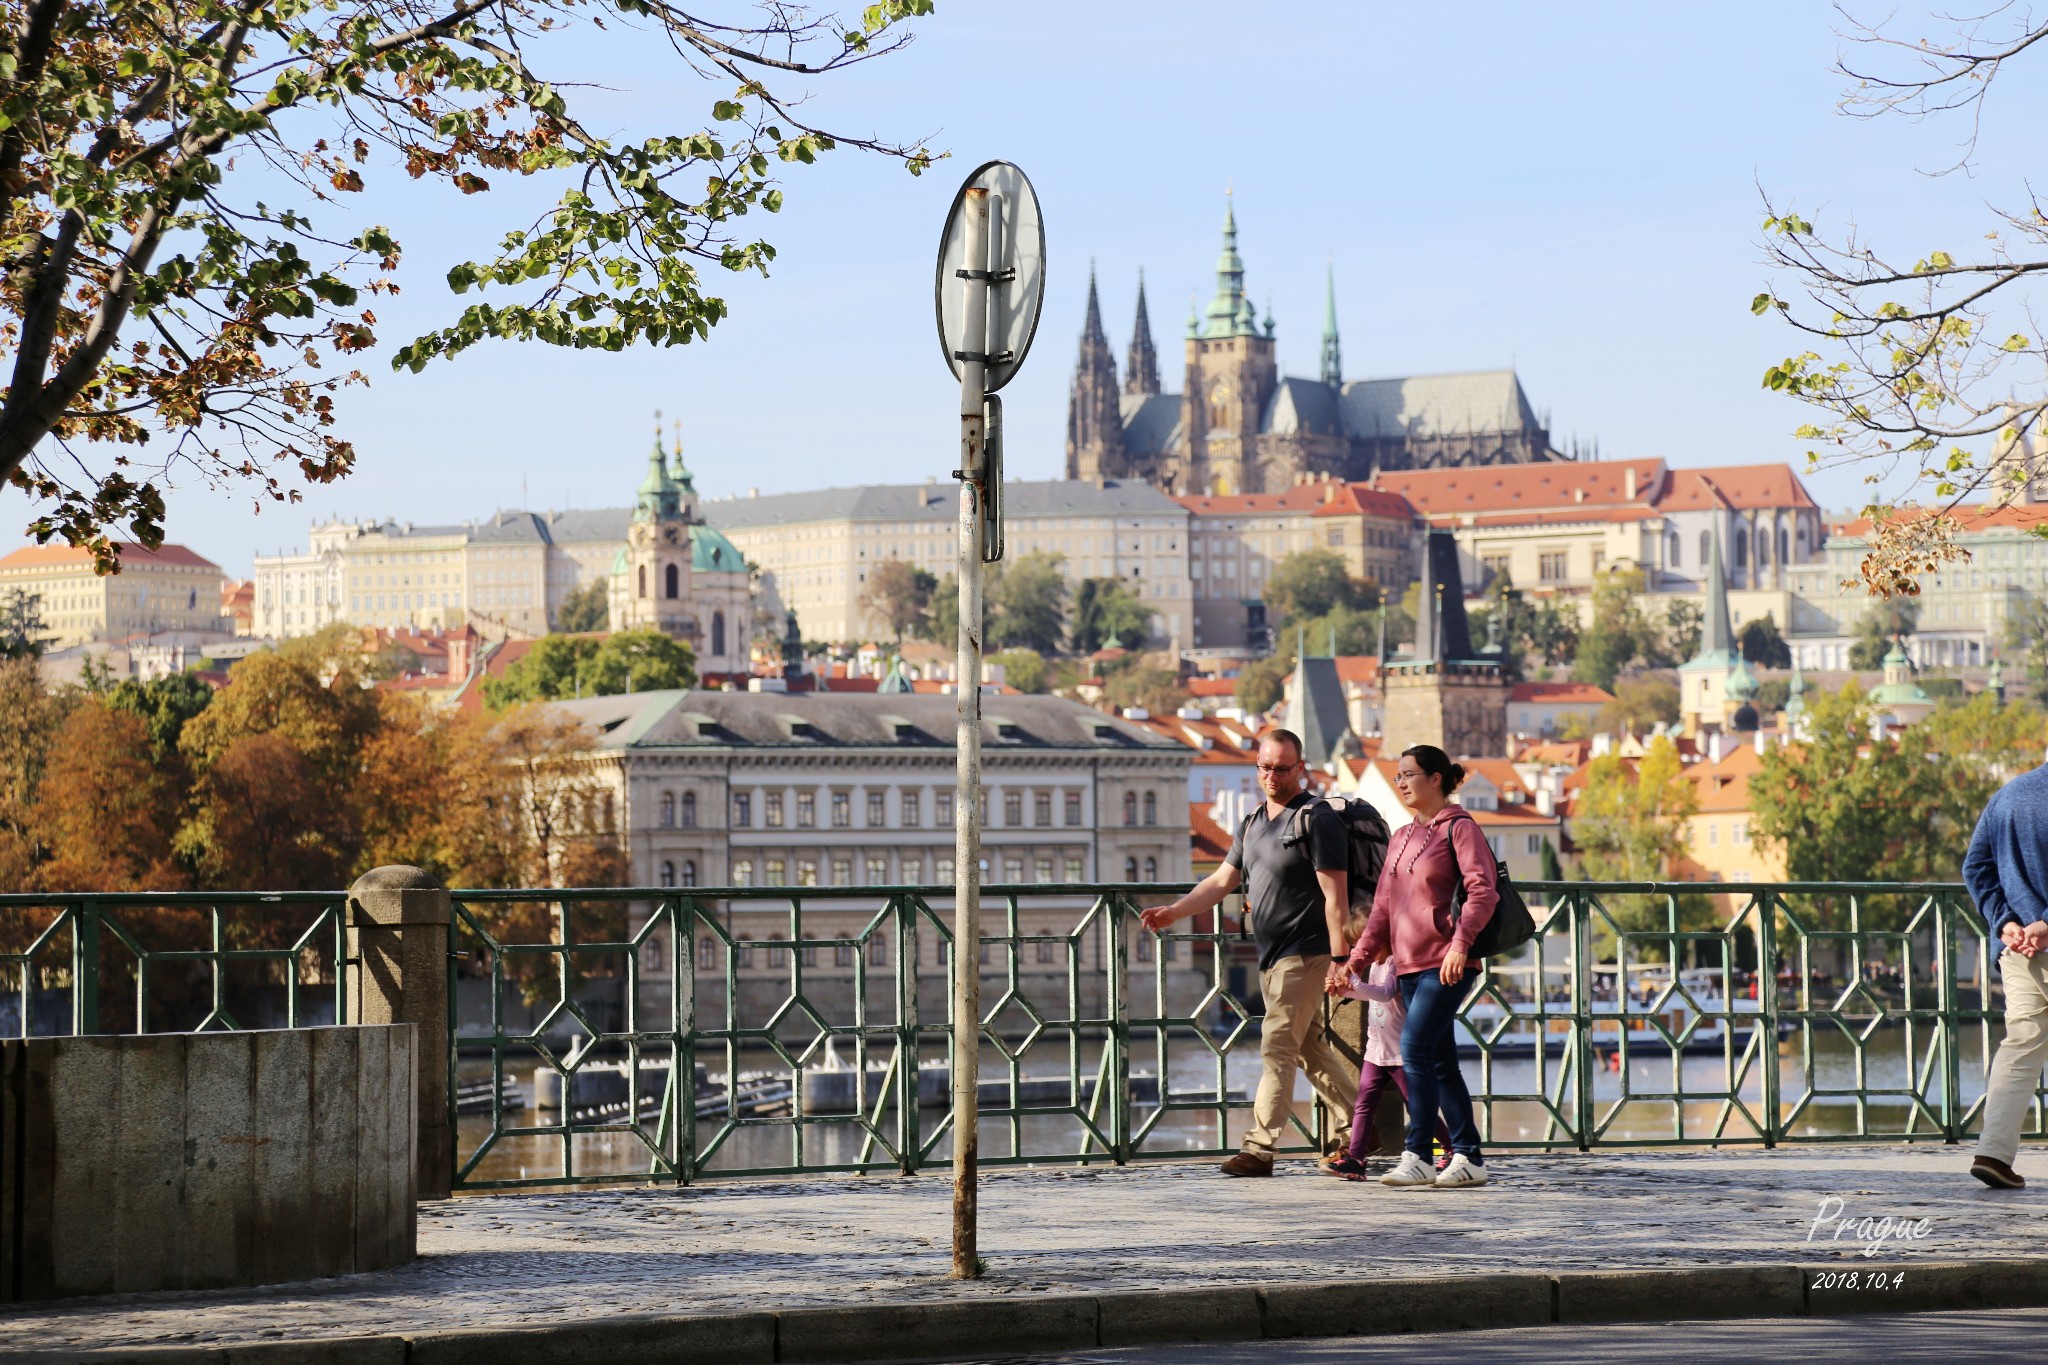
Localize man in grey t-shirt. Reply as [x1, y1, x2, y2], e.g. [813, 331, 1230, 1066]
[1142, 729, 1358, 1176]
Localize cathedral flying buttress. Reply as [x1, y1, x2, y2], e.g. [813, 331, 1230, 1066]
[1065, 198, 1565, 497]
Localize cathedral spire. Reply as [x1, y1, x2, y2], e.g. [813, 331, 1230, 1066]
[1687, 520, 1740, 669]
[1201, 193, 1255, 339]
[1320, 261, 1343, 389]
[1125, 269, 1160, 396]
[1082, 260, 1108, 345]
[1065, 263, 1123, 478]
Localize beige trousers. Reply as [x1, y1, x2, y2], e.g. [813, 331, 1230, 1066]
[1978, 947, 2048, 1166]
[1242, 952, 1358, 1156]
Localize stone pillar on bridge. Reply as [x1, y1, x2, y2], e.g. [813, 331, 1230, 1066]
[348, 865, 452, 1200]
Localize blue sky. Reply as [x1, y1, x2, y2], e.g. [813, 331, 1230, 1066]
[10, 1, 2046, 575]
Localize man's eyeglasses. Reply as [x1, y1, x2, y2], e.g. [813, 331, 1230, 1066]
[1255, 762, 1299, 775]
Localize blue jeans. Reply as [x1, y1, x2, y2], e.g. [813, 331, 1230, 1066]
[1397, 969, 1484, 1163]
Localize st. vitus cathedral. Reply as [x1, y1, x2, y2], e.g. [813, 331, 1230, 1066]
[1066, 198, 1565, 496]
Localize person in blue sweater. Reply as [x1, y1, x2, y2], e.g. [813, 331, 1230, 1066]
[1962, 754, 2048, 1189]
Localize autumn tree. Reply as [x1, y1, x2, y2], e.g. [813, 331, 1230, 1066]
[0, 657, 68, 889]
[179, 733, 350, 889]
[489, 704, 611, 886]
[1102, 664, 1188, 715]
[1572, 735, 1707, 950]
[1753, 8, 2048, 592]
[1, 0, 939, 567]
[858, 559, 934, 644]
[33, 699, 185, 890]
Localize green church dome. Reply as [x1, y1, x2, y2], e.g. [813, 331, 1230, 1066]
[692, 524, 745, 573]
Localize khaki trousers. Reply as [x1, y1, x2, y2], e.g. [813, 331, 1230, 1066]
[1978, 947, 2048, 1166]
[1242, 952, 1358, 1156]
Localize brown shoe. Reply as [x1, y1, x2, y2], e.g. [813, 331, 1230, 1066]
[1972, 1155, 2025, 1189]
[1220, 1151, 1274, 1177]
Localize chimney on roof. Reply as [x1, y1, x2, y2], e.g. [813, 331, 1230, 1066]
[1624, 467, 1638, 500]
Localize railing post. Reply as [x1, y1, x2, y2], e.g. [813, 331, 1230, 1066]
[69, 902, 99, 1036]
[1939, 890, 1962, 1144]
[1759, 891, 1780, 1149]
[347, 866, 452, 1200]
[1571, 891, 1591, 1151]
[898, 893, 921, 1176]
[1108, 892, 1130, 1164]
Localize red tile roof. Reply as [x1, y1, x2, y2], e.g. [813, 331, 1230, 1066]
[1309, 484, 1418, 521]
[1655, 466, 1819, 514]
[1373, 460, 1667, 519]
[1508, 681, 1614, 705]
[1186, 677, 1238, 697]
[0, 540, 223, 572]
[1176, 484, 1343, 516]
[1833, 501, 2048, 538]
[1333, 655, 1380, 686]
[1190, 802, 1233, 866]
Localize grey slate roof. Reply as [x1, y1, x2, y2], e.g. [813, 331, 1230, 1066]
[703, 479, 1187, 532]
[543, 691, 1190, 753]
[1337, 370, 1540, 441]
[466, 508, 635, 545]
[1119, 393, 1183, 454]
[1262, 378, 1343, 439]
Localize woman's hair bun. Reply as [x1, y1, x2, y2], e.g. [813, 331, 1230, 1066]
[1445, 761, 1466, 792]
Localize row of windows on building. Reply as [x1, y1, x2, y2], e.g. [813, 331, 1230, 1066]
[652, 852, 1165, 888]
[657, 788, 1170, 831]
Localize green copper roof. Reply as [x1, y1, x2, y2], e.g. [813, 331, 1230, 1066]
[691, 523, 745, 574]
[877, 657, 913, 694]
[1785, 663, 1807, 717]
[1725, 656, 1757, 700]
[1200, 197, 1260, 340]
[635, 434, 680, 521]
[1319, 263, 1342, 388]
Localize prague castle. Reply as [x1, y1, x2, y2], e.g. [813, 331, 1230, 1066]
[1066, 198, 1563, 497]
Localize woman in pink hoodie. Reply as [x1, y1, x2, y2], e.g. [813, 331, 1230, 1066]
[1334, 744, 1497, 1189]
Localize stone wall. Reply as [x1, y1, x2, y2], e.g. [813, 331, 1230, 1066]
[0, 1024, 416, 1302]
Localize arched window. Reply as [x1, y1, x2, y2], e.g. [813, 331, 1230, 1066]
[1733, 532, 1747, 568]
[659, 860, 676, 887]
[1699, 531, 1711, 568]
[1123, 792, 1138, 826]
[1124, 856, 1139, 882]
[1668, 532, 1681, 567]
[665, 563, 679, 599]
[712, 610, 726, 656]
[646, 936, 665, 972]
[1143, 856, 1157, 881]
[1777, 528, 1789, 562]
[1142, 792, 1157, 826]
[637, 564, 648, 598]
[659, 793, 675, 828]
[681, 860, 697, 888]
[1754, 529, 1769, 566]
[680, 791, 697, 828]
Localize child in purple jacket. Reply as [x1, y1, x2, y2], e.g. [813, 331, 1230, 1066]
[1323, 957, 1451, 1180]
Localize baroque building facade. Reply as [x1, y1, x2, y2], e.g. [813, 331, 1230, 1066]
[605, 431, 752, 674]
[1066, 198, 1563, 497]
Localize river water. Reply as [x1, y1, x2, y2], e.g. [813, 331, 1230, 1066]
[454, 1026, 1999, 1186]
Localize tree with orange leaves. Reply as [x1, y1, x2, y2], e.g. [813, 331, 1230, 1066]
[31, 700, 185, 892]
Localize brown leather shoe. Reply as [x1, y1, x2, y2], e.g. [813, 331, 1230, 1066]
[1972, 1155, 2025, 1189]
[1220, 1151, 1274, 1177]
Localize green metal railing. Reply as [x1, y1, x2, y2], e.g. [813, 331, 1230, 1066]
[0, 891, 346, 1037]
[7, 880, 2043, 1192]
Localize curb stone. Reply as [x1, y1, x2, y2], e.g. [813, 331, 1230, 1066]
[14, 1260, 2048, 1364]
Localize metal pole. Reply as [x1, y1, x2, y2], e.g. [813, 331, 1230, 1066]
[951, 185, 990, 1280]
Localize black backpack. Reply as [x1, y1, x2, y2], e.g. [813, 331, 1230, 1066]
[1272, 794, 1391, 911]
[1445, 812, 1537, 958]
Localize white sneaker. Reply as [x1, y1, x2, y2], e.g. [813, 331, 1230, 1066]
[1434, 1153, 1489, 1187]
[1380, 1151, 1436, 1187]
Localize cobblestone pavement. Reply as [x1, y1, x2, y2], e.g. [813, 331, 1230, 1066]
[13, 1144, 2042, 1353]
